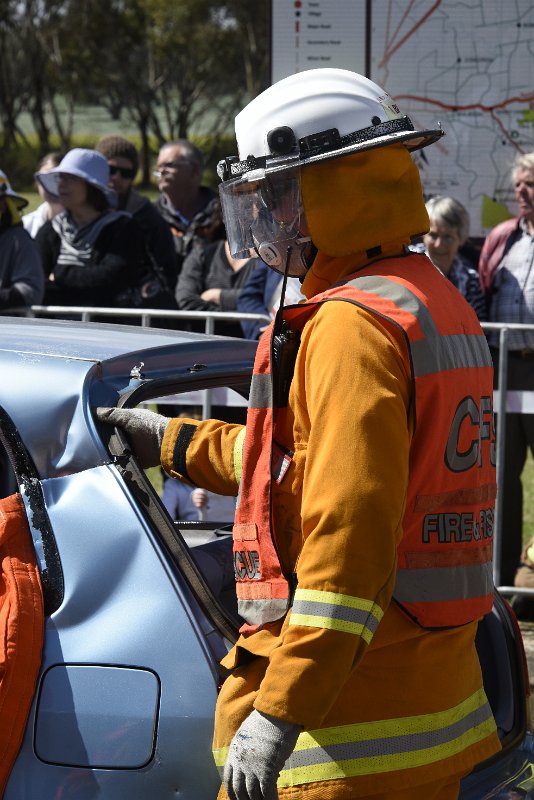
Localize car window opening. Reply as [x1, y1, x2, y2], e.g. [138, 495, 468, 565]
[113, 386, 248, 635]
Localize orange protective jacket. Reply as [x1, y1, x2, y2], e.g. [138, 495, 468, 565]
[161, 251, 500, 797]
[0, 493, 44, 796]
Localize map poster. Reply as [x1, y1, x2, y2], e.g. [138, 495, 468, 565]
[271, 1, 534, 237]
[271, 0, 367, 80]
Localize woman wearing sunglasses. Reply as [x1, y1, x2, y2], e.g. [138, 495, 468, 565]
[96, 136, 177, 292]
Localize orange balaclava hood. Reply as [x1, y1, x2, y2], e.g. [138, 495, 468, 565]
[300, 144, 429, 297]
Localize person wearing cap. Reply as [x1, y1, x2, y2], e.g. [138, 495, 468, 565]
[97, 69, 499, 798]
[95, 136, 178, 291]
[153, 139, 225, 279]
[34, 148, 148, 308]
[22, 152, 65, 238]
[0, 170, 44, 309]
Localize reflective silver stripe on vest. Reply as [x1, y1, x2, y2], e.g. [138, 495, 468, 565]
[248, 373, 272, 409]
[411, 334, 492, 376]
[394, 561, 493, 604]
[344, 275, 493, 375]
[238, 597, 289, 626]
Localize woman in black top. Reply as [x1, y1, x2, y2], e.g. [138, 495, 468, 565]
[175, 238, 255, 335]
[35, 148, 146, 307]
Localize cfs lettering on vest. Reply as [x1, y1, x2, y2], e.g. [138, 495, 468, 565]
[445, 395, 496, 472]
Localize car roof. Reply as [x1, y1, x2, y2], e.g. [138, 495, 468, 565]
[0, 317, 256, 479]
[0, 316, 250, 362]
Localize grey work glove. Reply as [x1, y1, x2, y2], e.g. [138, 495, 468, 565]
[96, 407, 170, 469]
[224, 709, 301, 800]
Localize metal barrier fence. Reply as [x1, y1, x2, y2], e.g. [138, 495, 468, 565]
[482, 322, 534, 597]
[22, 304, 272, 335]
[6, 307, 534, 596]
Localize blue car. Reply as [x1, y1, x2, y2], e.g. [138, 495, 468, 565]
[0, 316, 533, 799]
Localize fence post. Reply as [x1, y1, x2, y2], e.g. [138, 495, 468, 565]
[493, 327, 509, 588]
[203, 317, 215, 419]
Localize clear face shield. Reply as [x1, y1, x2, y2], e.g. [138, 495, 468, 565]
[218, 164, 313, 277]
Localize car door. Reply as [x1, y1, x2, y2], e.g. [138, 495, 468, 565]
[0, 332, 253, 800]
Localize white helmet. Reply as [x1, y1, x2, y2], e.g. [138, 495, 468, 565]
[218, 68, 443, 273]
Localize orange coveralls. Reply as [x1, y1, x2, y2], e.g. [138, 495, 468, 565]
[161, 248, 500, 799]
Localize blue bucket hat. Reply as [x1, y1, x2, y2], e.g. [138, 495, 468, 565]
[36, 148, 117, 207]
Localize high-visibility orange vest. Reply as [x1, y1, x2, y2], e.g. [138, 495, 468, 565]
[0, 492, 44, 795]
[233, 254, 496, 632]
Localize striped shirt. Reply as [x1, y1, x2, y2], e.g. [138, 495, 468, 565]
[489, 218, 534, 349]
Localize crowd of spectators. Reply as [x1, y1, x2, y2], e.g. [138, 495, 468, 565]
[4, 136, 300, 329]
[5, 137, 500, 332]
[3, 139, 534, 597]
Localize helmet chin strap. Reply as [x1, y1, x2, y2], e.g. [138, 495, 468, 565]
[274, 245, 293, 334]
[270, 245, 304, 409]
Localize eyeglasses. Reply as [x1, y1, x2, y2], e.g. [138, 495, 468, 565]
[109, 165, 136, 180]
[153, 160, 191, 177]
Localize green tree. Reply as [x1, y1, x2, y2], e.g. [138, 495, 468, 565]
[0, 0, 270, 181]
[219, 0, 270, 98]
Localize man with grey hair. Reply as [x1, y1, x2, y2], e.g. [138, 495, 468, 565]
[479, 151, 534, 598]
[413, 195, 486, 321]
[153, 139, 224, 279]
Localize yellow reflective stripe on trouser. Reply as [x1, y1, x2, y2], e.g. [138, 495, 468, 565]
[212, 688, 496, 785]
[233, 427, 246, 485]
[289, 588, 384, 644]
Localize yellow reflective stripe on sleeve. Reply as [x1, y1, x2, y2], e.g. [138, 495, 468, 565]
[289, 588, 383, 643]
[212, 746, 229, 770]
[278, 688, 496, 787]
[233, 426, 246, 484]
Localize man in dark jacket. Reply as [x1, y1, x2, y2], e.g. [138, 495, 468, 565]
[153, 139, 225, 279]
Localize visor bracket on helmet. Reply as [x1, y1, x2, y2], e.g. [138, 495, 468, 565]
[299, 128, 342, 157]
[217, 153, 268, 182]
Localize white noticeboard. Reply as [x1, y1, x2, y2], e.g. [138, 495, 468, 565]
[271, 0, 534, 238]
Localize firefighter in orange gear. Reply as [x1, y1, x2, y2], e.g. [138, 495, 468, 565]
[98, 68, 500, 799]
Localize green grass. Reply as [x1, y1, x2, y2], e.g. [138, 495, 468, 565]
[21, 191, 41, 213]
[523, 451, 534, 543]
